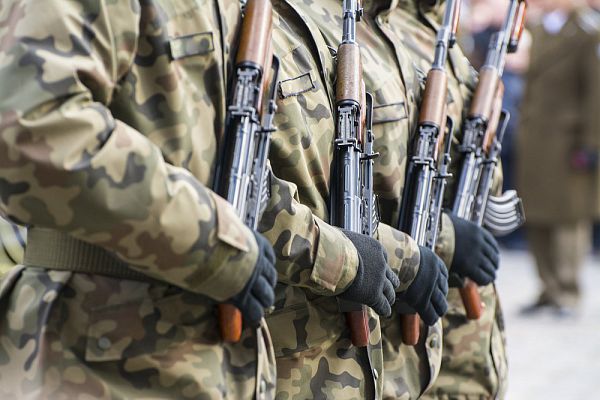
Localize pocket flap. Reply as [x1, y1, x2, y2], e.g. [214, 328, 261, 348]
[279, 72, 316, 99]
[372, 101, 408, 125]
[168, 32, 214, 60]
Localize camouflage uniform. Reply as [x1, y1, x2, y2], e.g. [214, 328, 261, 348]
[389, 1, 508, 399]
[264, 0, 431, 398]
[0, 218, 25, 278]
[285, 1, 463, 398]
[0, 1, 277, 398]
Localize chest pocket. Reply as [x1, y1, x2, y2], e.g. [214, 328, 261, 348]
[279, 71, 316, 99]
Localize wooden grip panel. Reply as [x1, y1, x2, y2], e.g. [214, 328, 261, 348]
[401, 313, 420, 346]
[219, 303, 243, 343]
[346, 308, 370, 347]
[459, 279, 484, 320]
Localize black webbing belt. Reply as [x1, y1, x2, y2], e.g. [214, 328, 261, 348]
[25, 228, 154, 282]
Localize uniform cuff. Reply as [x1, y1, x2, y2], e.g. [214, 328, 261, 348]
[375, 223, 421, 292]
[309, 218, 359, 295]
[193, 193, 259, 301]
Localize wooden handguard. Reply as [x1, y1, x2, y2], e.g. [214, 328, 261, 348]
[459, 279, 484, 320]
[237, 0, 272, 67]
[347, 308, 370, 347]
[483, 83, 505, 154]
[336, 43, 362, 104]
[469, 66, 499, 121]
[219, 304, 243, 343]
[419, 69, 448, 129]
[401, 314, 420, 346]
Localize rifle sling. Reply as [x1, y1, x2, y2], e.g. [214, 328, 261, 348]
[25, 228, 156, 283]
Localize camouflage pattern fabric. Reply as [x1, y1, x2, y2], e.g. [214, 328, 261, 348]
[261, 0, 441, 398]
[389, 1, 508, 399]
[287, 0, 457, 398]
[0, 0, 278, 398]
[265, 3, 380, 398]
[0, 218, 25, 279]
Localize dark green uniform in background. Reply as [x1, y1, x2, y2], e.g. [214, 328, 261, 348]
[518, 7, 600, 311]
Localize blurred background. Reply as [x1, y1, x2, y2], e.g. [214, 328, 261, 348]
[460, 0, 600, 398]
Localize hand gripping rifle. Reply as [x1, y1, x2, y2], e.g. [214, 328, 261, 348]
[330, 0, 379, 348]
[213, 0, 280, 343]
[452, 0, 526, 320]
[397, 0, 461, 346]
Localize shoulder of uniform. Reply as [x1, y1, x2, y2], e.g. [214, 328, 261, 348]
[576, 7, 600, 34]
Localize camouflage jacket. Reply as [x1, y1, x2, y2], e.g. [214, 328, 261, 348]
[0, 0, 261, 301]
[0, 1, 281, 398]
[389, 1, 508, 399]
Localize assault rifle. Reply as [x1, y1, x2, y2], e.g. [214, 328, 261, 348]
[330, 0, 379, 348]
[452, 0, 526, 320]
[214, 0, 280, 343]
[397, 0, 461, 346]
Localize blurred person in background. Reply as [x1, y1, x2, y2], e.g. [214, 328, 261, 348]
[517, 0, 600, 316]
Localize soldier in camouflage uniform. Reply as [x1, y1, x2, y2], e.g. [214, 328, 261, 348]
[264, 0, 451, 398]
[0, 1, 282, 398]
[0, 218, 25, 279]
[282, 1, 461, 399]
[388, 1, 508, 398]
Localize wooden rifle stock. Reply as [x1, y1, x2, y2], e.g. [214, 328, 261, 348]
[218, 0, 273, 343]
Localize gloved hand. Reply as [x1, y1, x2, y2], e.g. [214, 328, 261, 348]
[397, 246, 448, 325]
[338, 229, 400, 317]
[449, 213, 500, 286]
[228, 231, 278, 326]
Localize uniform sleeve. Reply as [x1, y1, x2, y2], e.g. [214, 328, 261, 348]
[259, 173, 359, 296]
[375, 223, 421, 292]
[0, 0, 257, 301]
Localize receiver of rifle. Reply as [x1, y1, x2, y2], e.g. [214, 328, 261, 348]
[213, 0, 280, 343]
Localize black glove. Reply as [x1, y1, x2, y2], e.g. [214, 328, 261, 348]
[338, 229, 400, 317]
[228, 231, 278, 326]
[397, 246, 448, 326]
[449, 213, 500, 286]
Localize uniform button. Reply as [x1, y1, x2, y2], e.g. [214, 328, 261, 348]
[260, 379, 267, 393]
[97, 337, 112, 350]
[429, 335, 439, 349]
[373, 368, 379, 380]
